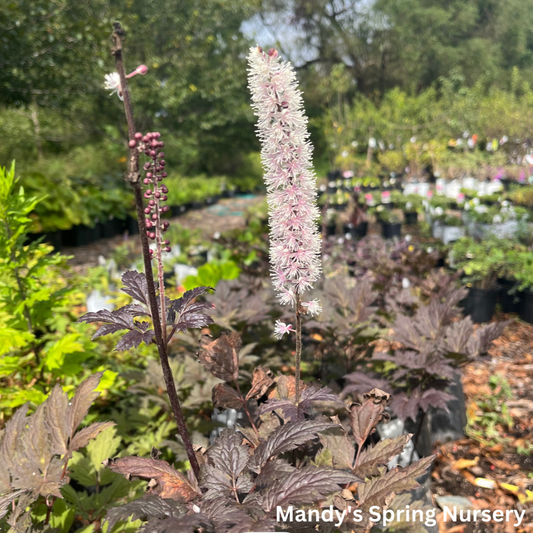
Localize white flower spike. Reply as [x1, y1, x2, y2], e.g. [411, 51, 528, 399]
[247, 46, 321, 308]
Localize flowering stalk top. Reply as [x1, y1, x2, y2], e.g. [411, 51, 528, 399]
[247, 47, 321, 313]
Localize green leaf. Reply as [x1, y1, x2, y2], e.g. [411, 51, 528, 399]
[50, 498, 75, 533]
[44, 333, 84, 371]
[87, 426, 121, 472]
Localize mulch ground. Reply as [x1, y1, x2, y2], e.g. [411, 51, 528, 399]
[433, 317, 533, 533]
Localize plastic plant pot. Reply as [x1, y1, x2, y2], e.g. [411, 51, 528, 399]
[381, 222, 402, 239]
[519, 289, 533, 324]
[464, 287, 498, 323]
[404, 211, 418, 225]
[498, 278, 521, 314]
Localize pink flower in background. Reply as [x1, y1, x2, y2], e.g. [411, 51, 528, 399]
[247, 46, 321, 308]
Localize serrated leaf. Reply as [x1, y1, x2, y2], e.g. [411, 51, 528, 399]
[121, 270, 151, 306]
[358, 455, 435, 507]
[104, 456, 200, 502]
[319, 433, 355, 470]
[350, 388, 390, 446]
[86, 426, 121, 468]
[168, 286, 214, 334]
[255, 466, 357, 511]
[0, 490, 25, 520]
[355, 435, 411, 478]
[245, 366, 274, 401]
[69, 422, 116, 454]
[198, 332, 240, 382]
[105, 495, 187, 531]
[67, 373, 103, 441]
[212, 383, 244, 410]
[44, 385, 69, 456]
[202, 429, 251, 498]
[115, 328, 154, 351]
[251, 420, 336, 472]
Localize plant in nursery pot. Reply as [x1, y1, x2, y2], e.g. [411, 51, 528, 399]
[509, 250, 533, 323]
[450, 236, 523, 323]
[342, 291, 507, 456]
[377, 209, 402, 239]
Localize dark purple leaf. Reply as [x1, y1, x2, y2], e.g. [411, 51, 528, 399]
[198, 333, 240, 382]
[105, 495, 187, 531]
[121, 270, 151, 306]
[212, 384, 244, 410]
[168, 286, 214, 333]
[251, 420, 336, 472]
[115, 328, 155, 351]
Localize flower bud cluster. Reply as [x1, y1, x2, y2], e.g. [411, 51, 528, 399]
[129, 131, 171, 257]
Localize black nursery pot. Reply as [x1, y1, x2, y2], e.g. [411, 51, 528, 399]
[498, 278, 521, 314]
[125, 215, 140, 235]
[519, 289, 533, 324]
[326, 223, 336, 236]
[404, 211, 418, 225]
[381, 221, 401, 239]
[464, 287, 498, 323]
[62, 224, 100, 247]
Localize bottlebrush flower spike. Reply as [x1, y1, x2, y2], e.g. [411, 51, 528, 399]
[247, 46, 321, 307]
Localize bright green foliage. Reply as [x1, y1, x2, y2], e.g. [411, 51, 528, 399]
[183, 261, 241, 290]
[450, 237, 526, 290]
[0, 162, 119, 416]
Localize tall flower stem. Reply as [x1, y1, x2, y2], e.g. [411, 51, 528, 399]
[111, 22, 200, 480]
[295, 294, 302, 408]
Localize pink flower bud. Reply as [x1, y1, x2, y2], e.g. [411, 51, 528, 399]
[164, 246, 171, 253]
[145, 220, 152, 227]
[268, 48, 278, 58]
[143, 178, 151, 185]
[146, 172, 153, 179]
[126, 64, 148, 78]
[154, 192, 161, 199]
[150, 150, 157, 158]
[149, 232, 156, 240]
[128, 140, 137, 148]
[148, 199, 155, 206]
[151, 213, 158, 220]
[135, 132, 143, 140]
[159, 152, 165, 158]
[161, 195, 167, 201]
[160, 160, 166, 167]
[161, 172, 167, 178]
[144, 207, 151, 214]
[143, 162, 151, 170]
[164, 239, 170, 245]
[161, 185, 168, 194]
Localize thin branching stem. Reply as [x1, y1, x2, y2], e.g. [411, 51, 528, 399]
[111, 22, 200, 480]
[295, 293, 302, 408]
